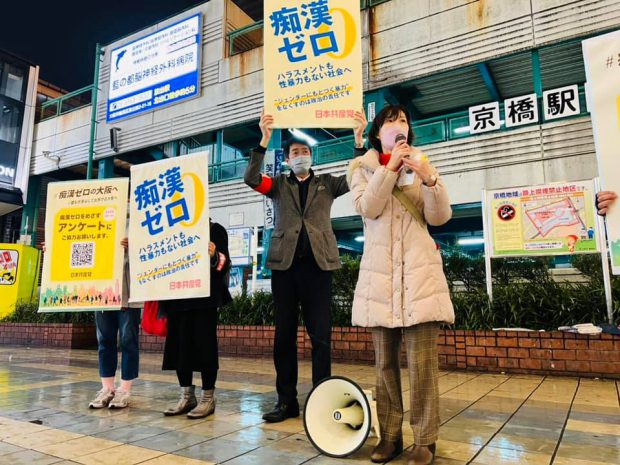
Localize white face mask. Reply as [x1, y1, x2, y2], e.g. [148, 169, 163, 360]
[289, 156, 312, 175]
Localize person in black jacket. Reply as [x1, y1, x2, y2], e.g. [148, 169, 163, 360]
[161, 220, 232, 419]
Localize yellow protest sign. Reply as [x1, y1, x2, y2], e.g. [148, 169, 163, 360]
[129, 152, 210, 302]
[264, 0, 363, 128]
[39, 178, 129, 312]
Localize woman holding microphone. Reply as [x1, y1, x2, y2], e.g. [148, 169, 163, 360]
[348, 104, 454, 465]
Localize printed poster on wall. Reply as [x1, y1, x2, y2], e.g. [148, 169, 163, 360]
[263, 0, 363, 128]
[228, 228, 252, 266]
[485, 180, 600, 257]
[583, 31, 620, 274]
[0, 250, 18, 285]
[39, 178, 129, 312]
[129, 152, 210, 302]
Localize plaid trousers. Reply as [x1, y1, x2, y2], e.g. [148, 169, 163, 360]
[371, 322, 440, 445]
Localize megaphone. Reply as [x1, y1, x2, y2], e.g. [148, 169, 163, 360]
[303, 376, 380, 457]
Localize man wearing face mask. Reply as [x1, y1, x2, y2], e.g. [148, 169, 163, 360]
[243, 111, 353, 423]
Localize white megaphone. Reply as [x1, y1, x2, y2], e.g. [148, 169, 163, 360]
[303, 376, 380, 457]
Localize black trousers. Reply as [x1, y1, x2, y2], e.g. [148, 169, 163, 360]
[271, 256, 332, 404]
[163, 308, 218, 390]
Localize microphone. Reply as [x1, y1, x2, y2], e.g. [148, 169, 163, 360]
[394, 133, 412, 173]
[394, 133, 407, 145]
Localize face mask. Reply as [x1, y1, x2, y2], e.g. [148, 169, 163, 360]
[289, 156, 312, 175]
[379, 126, 406, 152]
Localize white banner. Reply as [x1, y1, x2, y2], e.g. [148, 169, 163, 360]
[129, 152, 210, 301]
[583, 31, 620, 274]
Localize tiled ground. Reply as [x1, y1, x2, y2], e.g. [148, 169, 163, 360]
[0, 346, 619, 465]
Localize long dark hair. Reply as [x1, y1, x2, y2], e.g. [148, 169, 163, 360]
[368, 104, 415, 153]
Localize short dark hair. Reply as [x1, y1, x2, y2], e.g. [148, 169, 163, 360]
[368, 104, 415, 153]
[283, 136, 312, 158]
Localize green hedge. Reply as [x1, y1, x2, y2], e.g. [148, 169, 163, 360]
[4, 254, 618, 330]
[1, 302, 95, 324]
[219, 253, 619, 330]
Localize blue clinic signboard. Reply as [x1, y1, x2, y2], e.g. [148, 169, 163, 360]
[106, 14, 202, 122]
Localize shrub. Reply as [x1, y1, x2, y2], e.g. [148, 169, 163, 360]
[5, 253, 617, 330]
[1, 301, 95, 324]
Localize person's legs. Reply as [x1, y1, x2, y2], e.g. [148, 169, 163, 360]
[118, 308, 140, 387]
[404, 322, 440, 445]
[91, 311, 119, 408]
[187, 309, 218, 419]
[263, 267, 301, 422]
[404, 323, 440, 465]
[108, 308, 141, 408]
[199, 308, 219, 390]
[371, 327, 404, 441]
[176, 370, 193, 387]
[298, 260, 332, 386]
[370, 326, 404, 463]
[271, 268, 300, 405]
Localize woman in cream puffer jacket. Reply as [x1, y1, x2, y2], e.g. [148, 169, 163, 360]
[349, 148, 454, 327]
[348, 104, 454, 465]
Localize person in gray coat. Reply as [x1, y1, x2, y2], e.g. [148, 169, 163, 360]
[243, 111, 365, 422]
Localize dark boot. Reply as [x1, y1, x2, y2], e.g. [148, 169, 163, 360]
[164, 385, 197, 416]
[262, 401, 300, 423]
[371, 436, 403, 463]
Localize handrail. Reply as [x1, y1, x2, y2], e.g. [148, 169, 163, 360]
[40, 84, 94, 121]
[228, 20, 264, 56]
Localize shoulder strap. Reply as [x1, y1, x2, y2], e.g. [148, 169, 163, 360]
[348, 158, 426, 227]
[392, 187, 426, 227]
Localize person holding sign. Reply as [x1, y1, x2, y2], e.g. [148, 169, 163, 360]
[40, 236, 140, 410]
[347, 105, 454, 465]
[91, 236, 142, 409]
[243, 111, 360, 423]
[161, 220, 232, 419]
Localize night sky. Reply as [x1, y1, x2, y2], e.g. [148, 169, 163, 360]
[1, 0, 206, 91]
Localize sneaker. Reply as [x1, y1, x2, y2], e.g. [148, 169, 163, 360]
[108, 389, 131, 409]
[89, 388, 115, 409]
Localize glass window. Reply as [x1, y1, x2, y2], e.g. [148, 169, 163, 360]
[0, 103, 21, 143]
[220, 144, 243, 162]
[0, 64, 25, 101]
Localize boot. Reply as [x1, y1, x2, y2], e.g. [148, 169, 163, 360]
[164, 385, 197, 416]
[371, 436, 403, 463]
[187, 389, 215, 419]
[408, 443, 436, 465]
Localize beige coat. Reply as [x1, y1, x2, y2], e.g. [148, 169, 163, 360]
[348, 150, 455, 328]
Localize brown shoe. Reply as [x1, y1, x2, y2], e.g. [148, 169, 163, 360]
[408, 443, 436, 465]
[371, 436, 403, 463]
